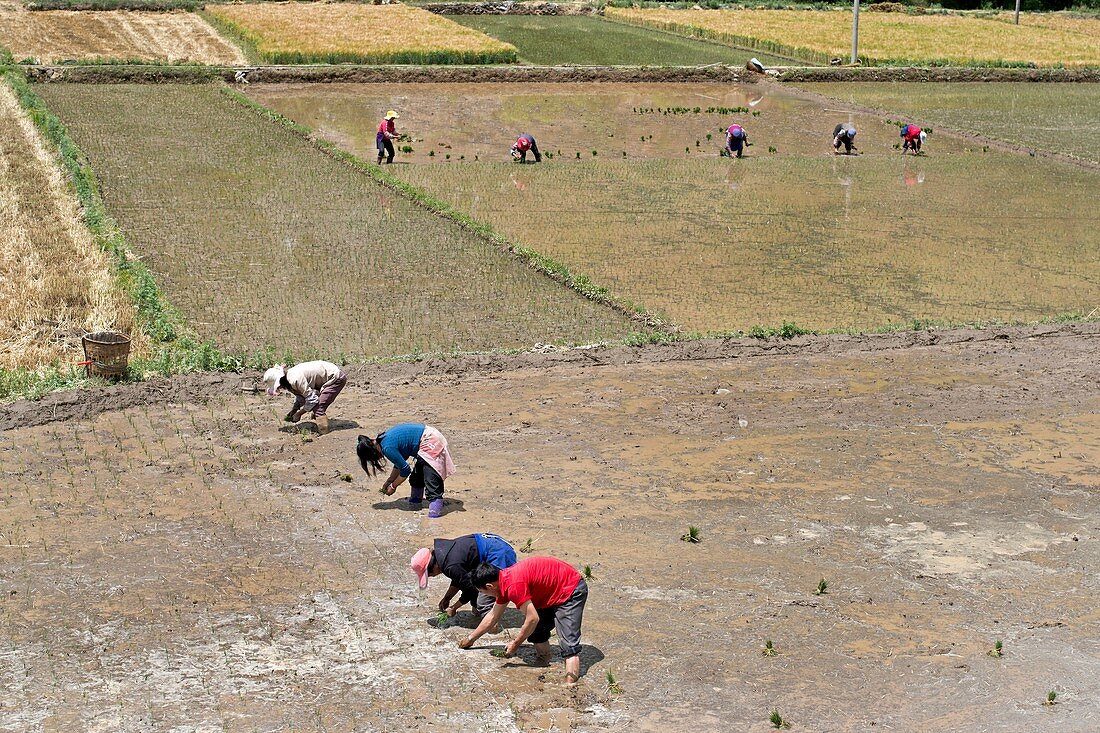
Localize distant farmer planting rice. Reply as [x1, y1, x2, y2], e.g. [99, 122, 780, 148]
[832, 122, 857, 154]
[263, 361, 347, 435]
[357, 423, 455, 518]
[725, 123, 748, 158]
[901, 123, 926, 154]
[510, 133, 541, 163]
[460, 556, 589, 684]
[377, 109, 399, 164]
[411, 533, 517, 619]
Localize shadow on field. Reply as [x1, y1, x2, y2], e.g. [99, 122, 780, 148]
[371, 497, 466, 515]
[277, 418, 360, 435]
[428, 607, 527, 631]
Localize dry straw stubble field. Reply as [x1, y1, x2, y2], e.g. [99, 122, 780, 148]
[0, 80, 137, 372]
[605, 7, 1100, 67]
[0, 1, 246, 64]
[205, 2, 517, 64]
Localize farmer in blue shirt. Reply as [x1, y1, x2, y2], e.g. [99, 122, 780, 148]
[410, 534, 517, 617]
[357, 423, 456, 518]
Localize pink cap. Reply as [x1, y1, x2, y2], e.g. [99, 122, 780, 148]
[411, 548, 432, 589]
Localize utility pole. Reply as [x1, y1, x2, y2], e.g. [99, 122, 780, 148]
[1014, 0, 1021, 25]
[851, 0, 861, 64]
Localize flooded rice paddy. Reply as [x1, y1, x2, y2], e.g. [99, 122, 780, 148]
[36, 84, 637, 358]
[253, 82, 1100, 333]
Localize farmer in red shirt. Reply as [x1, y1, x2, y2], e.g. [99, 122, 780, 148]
[510, 133, 541, 163]
[459, 556, 588, 684]
[376, 110, 399, 165]
[901, 123, 926, 154]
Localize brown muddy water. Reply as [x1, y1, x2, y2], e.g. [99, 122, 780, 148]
[251, 82, 1099, 333]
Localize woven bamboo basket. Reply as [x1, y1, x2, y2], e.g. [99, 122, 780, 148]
[81, 331, 131, 379]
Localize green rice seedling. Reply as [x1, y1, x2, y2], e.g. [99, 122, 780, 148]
[770, 709, 791, 729]
[576, 151, 581, 159]
[605, 669, 623, 695]
[814, 578, 828, 595]
[762, 639, 778, 657]
[1045, 690, 1057, 705]
[706, 133, 712, 141]
[445, 153, 451, 160]
[988, 639, 1003, 658]
[435, 610, 449, 628]
[752, 110, 761, 117]
[622, 151, 627, 157]
[583, 564, 595, 581]
[340, 473, 353, 482]
[696, 140, 700, 146]
[491, 648, 508, 658]
[400, 145, 414, 153]
[684, 147, 690, 153]
[428, 150, 435, 157]
[681, 526, 701, 543]
[520, 537, 535, 553]
[768, 145, 777, 153]
[592, 150, 597, 156]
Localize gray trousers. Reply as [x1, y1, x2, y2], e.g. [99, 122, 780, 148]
[529, 578, 588, 658]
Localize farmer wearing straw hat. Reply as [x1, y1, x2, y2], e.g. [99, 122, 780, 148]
[725, 123, 748, 158]
[377, 110, 400, 164]
[357, 423, 456, 518]
[410, 534, 517, 619]
[460, 556, 589, 685]
[510, 133, 541, 163]
[262, 361, 347, 435]
[832, 123, 858, 154]
[901, 124, 926, 154]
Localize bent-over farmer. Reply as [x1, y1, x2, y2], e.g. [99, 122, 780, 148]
[377, 109, 399, 165]
[411, 533, 517, 618]
[725, 123, 748, 158]
[459, 556, 589, 684]
[901, 123, 926, 154]
[263, 361, 347, 435]
[510, 133, 541, 163]
[357, 423, 455, 518]
[833, 123, 858, 154]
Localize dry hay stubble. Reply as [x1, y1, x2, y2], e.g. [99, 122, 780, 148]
[0, 1, 247, 64]
[0, 80, 139, 371]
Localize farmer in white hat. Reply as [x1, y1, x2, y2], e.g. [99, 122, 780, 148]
[510, 133, 541, 163]
[262, 361, 347, 435]
[377, 109, 400, 164]
[832, 123, 858, 154]
[410, 534, 517, 619]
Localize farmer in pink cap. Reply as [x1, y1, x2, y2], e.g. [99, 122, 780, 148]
[725, 123, 748, 158]
[510, 133, 541, 163]
[410, 533, 517, 618]
[459, 555, 589, 685]
[356, 423, 455, 518]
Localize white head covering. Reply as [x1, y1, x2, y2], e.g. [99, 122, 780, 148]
[263, 365, 286, 396]
[919, 131, 927, 143]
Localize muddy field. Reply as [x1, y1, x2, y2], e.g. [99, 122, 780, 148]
[35, 83, 636, 359]
[0, 1, 245, 65]
[253, 82, 1100, 334]
[1, 324, 1097, 731]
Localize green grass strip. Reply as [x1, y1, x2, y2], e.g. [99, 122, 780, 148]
[219, 85, 672, 334]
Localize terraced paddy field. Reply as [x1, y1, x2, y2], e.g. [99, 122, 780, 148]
[0, 1, 245, 64]
[801, 82, 1100, 165]
[35, 83, 636, 359]
[253, 82, 1100, 334]
[446, 14, 796, 67]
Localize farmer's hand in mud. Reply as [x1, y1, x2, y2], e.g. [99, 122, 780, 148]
[438, 597, 449, 612]
[381, 481, 396, 496]
[284, 410, 300, 423]
[504, 641, 520, 657]
[447, 605, 459, 617]
[458, 636, 474, 650]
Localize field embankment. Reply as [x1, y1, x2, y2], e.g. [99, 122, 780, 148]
[204, 2, 518, 65]
[35, 82, 639, 358]
[605, 7, 1100, 68]
[800, 81, 1100, 165]
[0, 78, 137, 373]
[0, 0, 245, 64]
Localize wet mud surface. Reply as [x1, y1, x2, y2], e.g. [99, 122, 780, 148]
[2, 324, 1098, 731]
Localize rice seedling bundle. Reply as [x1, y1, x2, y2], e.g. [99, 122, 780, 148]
[605, 7, 1099, 67]
[206, 3, 517, 65]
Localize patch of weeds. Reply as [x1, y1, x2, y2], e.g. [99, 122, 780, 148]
[681, 526, 701, 543]
[770, 709, 791, 729]
[814, 578, 828, 595]
[1045, 690, 1057, 706]
[762, 639, 778, 657]
[987, 639, 1002, 658]
[605, 669, 623, 695]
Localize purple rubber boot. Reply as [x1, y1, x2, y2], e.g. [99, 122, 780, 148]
[428, 499, 444, 518]
[408, 485, 424, 505]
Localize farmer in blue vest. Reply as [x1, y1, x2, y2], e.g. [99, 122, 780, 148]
[411, 534, 518, 618]
[725, 123, 748, 158]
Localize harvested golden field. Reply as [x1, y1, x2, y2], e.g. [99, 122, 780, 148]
[993, 10, 1100, 36]
[605, 7, 1100, 67]
[205, 2, 517, 64]
[0, 1, 247, 64]
[0, 80, 137, 372]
